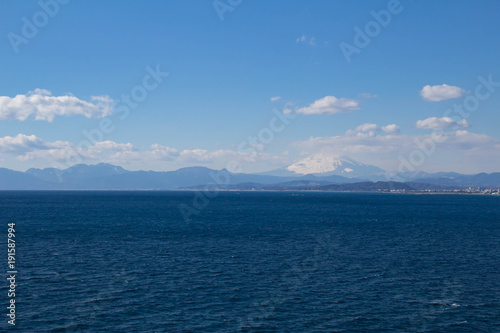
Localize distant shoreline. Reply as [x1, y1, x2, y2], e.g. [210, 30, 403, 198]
[0, 189, 499, 196]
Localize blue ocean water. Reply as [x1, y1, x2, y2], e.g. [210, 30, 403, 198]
[0, 191, 499, 332]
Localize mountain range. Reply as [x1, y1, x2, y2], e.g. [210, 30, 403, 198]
[1, 155, 500, 190]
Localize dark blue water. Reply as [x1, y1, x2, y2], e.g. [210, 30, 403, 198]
[0, 191, 499, 332]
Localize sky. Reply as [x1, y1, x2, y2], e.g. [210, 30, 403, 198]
[1, 0, 500, 174]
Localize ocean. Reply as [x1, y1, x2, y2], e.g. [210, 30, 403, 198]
[1, 191, 499, 332]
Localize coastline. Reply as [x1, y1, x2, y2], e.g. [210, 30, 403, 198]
[0, 189, 499, 195]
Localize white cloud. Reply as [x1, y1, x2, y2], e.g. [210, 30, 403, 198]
[148, 145, 257, 164]
[345, 123, 400, 136]
[295, 96, 360, 115]
[86, 141, 134, 154]
[107, 131, 500, 173]
[0, 89, 113, 122]
[416, 117, 470, 130]
[0, 134, 134, 164]
[437, 130, 498, 150]
[145, 145, 243, 164]
[300, 124, 487, 154]
[0, 134, 55, 153]
[19, 140, 135, 162]
[0, 134, 286, 171]
[2, 128, 500, 174]
[270, 96, 281, 102]
[294, 124, 406, 159]
[298, 131, 407, 155]
[420, 84, 465, 102]
[149, 144, 179, 161]
[381, 124, 400, 134]
[354, 123, 378, 132]
[293, 123, 500, 173]
[109, 148, 289, 173]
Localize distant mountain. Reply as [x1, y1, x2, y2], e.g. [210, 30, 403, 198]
[262, 154, 386, 180]
[384, 171, 464, 182]
[411, 172, 500, 188]
[24, 165, 236, 190]
[1, 163, 499, 190]
[26, 163, 129, 184]
[0, 168, 48, 190]
[3, 164, 357, 190]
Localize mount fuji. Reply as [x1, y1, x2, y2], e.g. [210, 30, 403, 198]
[261, 154, 387, 180]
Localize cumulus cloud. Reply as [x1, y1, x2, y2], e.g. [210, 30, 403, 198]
[354, 123, 378, 132]
[294, 128, 500, 174]
[436, 130, 498, 150]
[0, 134, 135, 164]
[149, 144, 179, 161]
[416, 117, 470, 130]
[2, 129, 500, 174]
[345, 123, 400, 136]
[295, 96, 360, 115]
[147, 145, 264, 164]
[0, 89, 113, 122]
[381, 124, 400, 133]
[298, 131, 407, 155]
[106, 144, 289, 173]
[0, 134, 56, 153]
[105, 131, 499, 173]
[270, 96, 281, 102]
[144, 145, 241, 164]
[291, 124, 406, 158]
[19, 140, 135, 162]
[294, 125, 500, 167]
[0, 133, 286, 171]
[420, 84, 465, 102]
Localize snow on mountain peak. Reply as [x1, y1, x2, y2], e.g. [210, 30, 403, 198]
[286, 154, 362, 175]
[283, 153, 386, 179]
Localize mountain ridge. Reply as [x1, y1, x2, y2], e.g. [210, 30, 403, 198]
[1, 162, 500, 190]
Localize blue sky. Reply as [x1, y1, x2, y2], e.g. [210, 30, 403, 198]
[1, 0, 500, 173]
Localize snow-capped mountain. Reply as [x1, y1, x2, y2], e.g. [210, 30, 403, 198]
[284, 154, 387, 180]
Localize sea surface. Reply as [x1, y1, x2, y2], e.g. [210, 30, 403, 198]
[0, 191, 499, 332]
